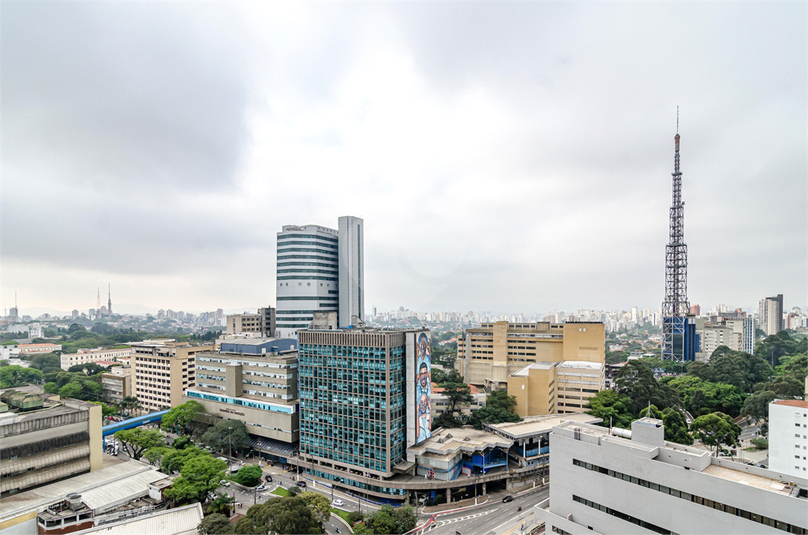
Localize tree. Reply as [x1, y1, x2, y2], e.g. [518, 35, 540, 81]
[207, 492, 235, 516]
[298, 491, 331, 524]
[742, 390, 778, 422]
[203, 420, 252, 455]
[438, 370, 473, 417]
[392, 504, 418, 533]
[232, 464, 263, 487]
[615, 360, 681, 415]
[432, 410, 463, 430]
[114, 428, 166, 461]
[198, 513, 233, 535]
[469, 391, 522, 429]
[29, 353, 61, 371]
[58, 382, 84, 400]
[161, 400, 205, 436]
[165, 456, 227, 503]
[161, 446, 210, 474]
[663, 376, 744, 417]
[246, 497, 324, 534]
[173, 435, 193, 450]
[143, 446, 172, 466]
[661, 408, 693, 445]
[586, 389, 633, 429]
[691, 412, 741, 456]
[233, 517, 255, 534]
[0, 365, 42, 388]
[354, 504, 415, 534]
[44, 382, 58, 394]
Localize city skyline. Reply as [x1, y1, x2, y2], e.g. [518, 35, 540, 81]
[3, 3, 805, 314]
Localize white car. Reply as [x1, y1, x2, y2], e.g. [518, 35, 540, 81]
[255, 485, 268, 492]
[219, 480, 230, 487]
[332, 499, 344, 507]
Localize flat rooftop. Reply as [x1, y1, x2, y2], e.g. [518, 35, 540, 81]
[773, 399, 808, 409]
[73, 502, 203, 535]
[702, 464, 796, 496]
[408, 426, 512, 457]
[487, 413, 602, 440]
[557, 360, 603, 370]
[511, 362, 557, 376]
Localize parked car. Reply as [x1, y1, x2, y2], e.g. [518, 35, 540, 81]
[256, 485, 268, 492]
[502, 495, 514, 503]
[264, 475, 273, 482]
[332, 499, 344, 507]
[219, 480, 230, 487]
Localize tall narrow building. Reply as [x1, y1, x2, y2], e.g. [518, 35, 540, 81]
[662, 115, 696, 362]
[759, 294, 784, 336]
[338, 215, 364, 328]
[107, 284, 112, 316]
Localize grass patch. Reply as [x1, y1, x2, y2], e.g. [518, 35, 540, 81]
[271, 486, 290, 497]
[332, 508, 352, 523]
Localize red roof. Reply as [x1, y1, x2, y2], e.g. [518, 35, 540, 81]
[431, 382, 479, 395]
[773, 399, 808, 408]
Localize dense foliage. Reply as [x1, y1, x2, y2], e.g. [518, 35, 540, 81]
[469, 389, 522, 429]
[245, 496, 324, 534]
[352, 504, 418, 534]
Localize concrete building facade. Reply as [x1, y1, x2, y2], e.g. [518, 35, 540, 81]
[337, 215, 364, 328]
[101, 366, 131, 404]
[226, 314, 262, 335]
[769, 399, 808, 480]
[536, 418, 808, 535]
[131, 341, 213, 412]
[184, 339, 299, 445]
[0, 399, 103, 496]
[457, 321, 605, 389]
[760, 294, 784, 336]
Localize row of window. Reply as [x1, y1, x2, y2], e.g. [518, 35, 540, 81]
[277, 234, 338, 243]
[572, 459, 807, 534]
[278, 296, 338, 301]
[572, 495, 673, 535]
[186, 390, 296, 414]
[276, 239, 338, 248]
[278, 276, 338, 281]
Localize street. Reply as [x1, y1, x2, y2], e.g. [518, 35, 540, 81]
[422, 488, 549, 535]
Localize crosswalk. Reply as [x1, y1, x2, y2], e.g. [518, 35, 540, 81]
[414, 510, 494, 534]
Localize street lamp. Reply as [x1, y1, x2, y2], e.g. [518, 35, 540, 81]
[228, 426, 233, 462]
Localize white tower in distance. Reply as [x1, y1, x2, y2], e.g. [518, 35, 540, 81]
[338, 216, 364, 328]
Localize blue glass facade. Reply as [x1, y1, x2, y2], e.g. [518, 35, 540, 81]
[298, 337, 407, 479]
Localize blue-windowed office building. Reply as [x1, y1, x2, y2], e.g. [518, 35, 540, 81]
[298, 328, 431, 500]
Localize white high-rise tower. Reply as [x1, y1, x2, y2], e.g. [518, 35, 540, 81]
[338, 216, 364, 328]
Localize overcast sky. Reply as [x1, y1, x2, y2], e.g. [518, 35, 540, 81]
[2, 2, 805, 317]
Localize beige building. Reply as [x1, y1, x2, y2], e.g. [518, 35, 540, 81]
[226, 307, 276, 337]
[184, 339, 299, 446]
[101, 366, 132, 404]
[0, 398, 103, 495]
[457, 321, 605, 388]
[508, 360, 605, 416]
[60, 347, 132, 370]
[17, 343, 62, 355]
[131, 340, 213, 412]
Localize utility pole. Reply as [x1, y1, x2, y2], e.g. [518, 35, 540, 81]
[228, 426, 233, 462]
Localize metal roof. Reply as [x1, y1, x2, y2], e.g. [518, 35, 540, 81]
[73, 503, 203, 535]
[81, 469, 168, 512]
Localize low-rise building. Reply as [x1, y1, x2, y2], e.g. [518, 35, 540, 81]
[17, 343, 62, 355]
[61, 348, 132, 371]
[769, 399, 808, 479]
[101, 367, 132, 404]
[508, 360, 604, 417]
[536, 418, 808, 535]
[430, 382, 486, 417]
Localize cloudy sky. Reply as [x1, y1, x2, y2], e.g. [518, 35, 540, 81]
[2, 2, 805, 317]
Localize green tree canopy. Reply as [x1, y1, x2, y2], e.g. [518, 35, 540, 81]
[161, 445, 210, 474]
[615, 360, 681, 415]
[231, 464, 263, 487]
[469, 389, 521, 429]
[161, 400, 205, 436]
[165, 456, 227, 503]
[691, 412, 741, 456]
[662, 375, 744, 417]
[203, 419, 252, 455]
[298, 491, 331, 524]
[246, 496, 324, 534]
[197, 513, 233, 535]
[742, 390, 778, 422]
[143, 446, 172, 466]
[0, 365, 42, 388]
[29, 353, 61, 371]
[114, 428, 166, 461]
[353, 504, 417, 534]
[585, 389, 634, 429]
[233, 516, 255, 534]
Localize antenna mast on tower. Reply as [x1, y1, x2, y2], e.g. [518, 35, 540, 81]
[108, 284, 112, 316]
[662, 108, 693, 363]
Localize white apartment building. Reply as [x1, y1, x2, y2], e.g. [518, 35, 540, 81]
[769, 399, 808, 479]
[537, 418, 808, 535]
[60, 347, 132, 370]
[275, 217, 364, 338]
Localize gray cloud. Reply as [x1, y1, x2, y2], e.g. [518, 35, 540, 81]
[2, 2, 805, 314]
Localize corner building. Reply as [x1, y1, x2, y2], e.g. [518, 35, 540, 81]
[298, 328, 427, 499]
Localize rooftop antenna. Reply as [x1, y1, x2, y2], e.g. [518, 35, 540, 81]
[676, 105, 679, 135]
